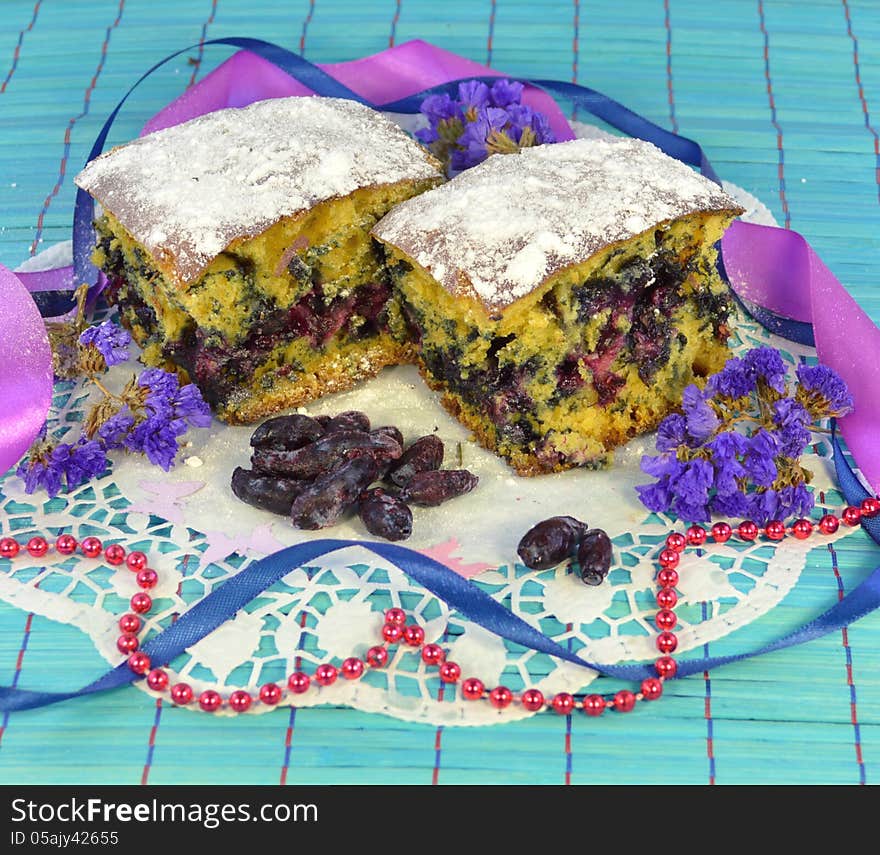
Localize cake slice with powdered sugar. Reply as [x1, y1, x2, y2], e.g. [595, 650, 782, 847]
[372, 137, 744, 475]
[75, 95, 444, 423]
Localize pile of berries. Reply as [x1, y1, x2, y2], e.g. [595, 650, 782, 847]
[232, 410, 479, 541]
[517, 515, 613, 585]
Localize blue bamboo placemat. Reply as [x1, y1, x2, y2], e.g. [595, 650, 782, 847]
[1, 0, 880, 785]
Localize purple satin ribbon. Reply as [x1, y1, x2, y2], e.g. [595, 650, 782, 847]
[0, 265, 54, 476]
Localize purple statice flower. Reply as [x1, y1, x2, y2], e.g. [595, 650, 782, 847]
[504, 103, 556, 145]
[635, 453, 686, 513]
[125, 416, 188, 471]
[706, 431, 748, 494]
[17, 438, 107, 498]
[743, 346, 788, 394]
[772, 398, 812, 458]
[414, 93, 462, 146]
[419, 92, 460, 123]
[97, 409, 135, 450]
[795, 363, 854, 418]
[489, 78, 524, 108]
[706, 356, 755, 399]
[457, 80, 490, 110]
[670, 458, 715, 522]
[746, 484, 813, 525]
[16, 453, 64, 498]
[78, 320, 132, 367]
[170, 382, 212, 428]
[742, 429, 779, 488]
[681, 384, 719, 442]
[655, 413, 689, 452]
[450, 106, 511, 172]
[119, 368, 211, 468]
[710, 489, 751, 518]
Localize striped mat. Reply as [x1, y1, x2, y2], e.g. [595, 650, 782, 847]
[1, 0, 880, 785]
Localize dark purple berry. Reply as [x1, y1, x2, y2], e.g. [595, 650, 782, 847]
[249, 413, 325, 450]
[290, 456, 380, 530]
[230, 467, 306, 515]
[358, 488, 413, 542]
[387, 434, 444, 487]
[251, 430, 402, 480]
[516, 516, 588, 571]
[576, 528, 613, 586]
[371, 425, 405, 447]
[398, 469, 478, 507]
[314, 414, 333, 428]
[325, 410, 371, 434]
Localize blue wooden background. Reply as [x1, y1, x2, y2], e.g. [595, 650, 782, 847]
[1, 0, 880, 785]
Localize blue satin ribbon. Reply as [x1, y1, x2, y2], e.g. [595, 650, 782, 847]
[4, 38, 878, 713]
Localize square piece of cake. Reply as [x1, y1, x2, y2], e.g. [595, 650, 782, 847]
[372, 137, 744, 475]
[75, 96, 444, 423]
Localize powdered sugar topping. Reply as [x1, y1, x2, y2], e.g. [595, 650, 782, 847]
[75, 96, 443, 283]
[372, 137, 741, 311]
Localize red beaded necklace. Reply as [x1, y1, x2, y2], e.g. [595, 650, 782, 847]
[2, 495, 877, 716]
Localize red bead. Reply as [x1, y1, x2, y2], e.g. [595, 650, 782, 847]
[421, 643, 445, 665]
[655, 656, 678, 678]
[130, 592, 152, 614]
[136, 568, 158, 589]
[402, 624, 425, 647]
[287, 672, 310, 694]
[665, 532, 687, 553]
[656, 631, 678, 654]
[128, 651, 151, 675]
[55, 534, 77, 555]
[489, 686, 513, 709]
[520, 688, 545, 711]
[170, 683, 193, 705]
[116, 633, 139, 654]
[366, 646, 388, 668]
[259, 683, 282, 705]
[146, 669, 169, 691]
[551, 692, 575, 715]
[80, 536, 103, 558]
[819, 514, 840, 535]
[861, 498, 880, 519]
[381, 623, 404, 643]
[461, 677, 485, 700]
[118, 613, 141, 634]
[656, 567, 679, 588]
[126, 551, 147, 572]
[711, 522, 732, 543]
[26, 536, 48, 558]
[439, 661, 461, 683]
[104, 543, 126, 565]
[655, 609, 677, 631]
[792, 518, 813, 539]
[738, 520, 759, 541]
[384, 607, 407, 626]
[228, 690, 252, 713]
[764, 520, 786, 541]
[658, 548, 680, 569]
[640, 677, 663, 701]
[685, 525, 707, 546]
[198, 690, 222, 712]
[582, 694, 606, 717]
[314, 664, 338, 686]
[842, 506, 862, 527]
[0, 537, 20, 559]
[613, 690, 636, 712]
[656, 588, 678, 609]
[341, 657, 365, 680]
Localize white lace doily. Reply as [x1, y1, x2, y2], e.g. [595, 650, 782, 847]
[0, 123, 857, 725]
